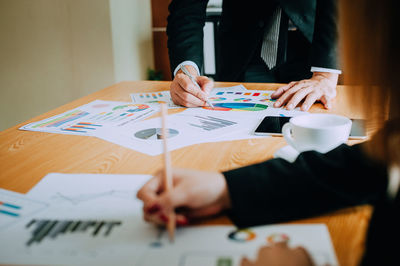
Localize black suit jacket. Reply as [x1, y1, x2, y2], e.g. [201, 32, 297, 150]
[223, 144, 388, 227]
[223, 143, 399, 265]
[167, 0, 338, 81]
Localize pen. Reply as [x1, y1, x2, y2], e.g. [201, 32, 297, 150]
[180, 65, 214, 109]
[160, 103, 175, 243]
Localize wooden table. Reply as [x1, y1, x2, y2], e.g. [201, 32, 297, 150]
[0, 81, 370, 266]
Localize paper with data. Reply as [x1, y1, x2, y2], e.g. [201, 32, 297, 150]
[95, 112, 244, 156]
[20, 100, 159, 136]
[130, 85, 248, 109]
[0, 173, 156, 265]
[0, 189, 48, 231]
[0, 173, 338, 266]
[179, 89, 307, 142]
[130, 90, 182, 109]
[185, 89, 305, 118]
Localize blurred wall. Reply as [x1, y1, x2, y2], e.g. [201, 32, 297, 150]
[110, 0, 154, 82]
[0, 0, 153, 131]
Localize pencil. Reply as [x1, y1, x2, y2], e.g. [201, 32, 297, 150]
[160, 103, 175, 243]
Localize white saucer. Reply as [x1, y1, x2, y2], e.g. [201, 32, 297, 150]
[273, 145, 299, 163]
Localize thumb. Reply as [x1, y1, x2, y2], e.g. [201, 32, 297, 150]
[197, 76, 214, 95]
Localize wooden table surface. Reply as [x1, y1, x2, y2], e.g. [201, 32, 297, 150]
[0, 81, 370, 266]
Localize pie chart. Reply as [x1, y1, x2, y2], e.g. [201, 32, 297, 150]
[203, 102, 268, 111]
[134, 128, 179, 140]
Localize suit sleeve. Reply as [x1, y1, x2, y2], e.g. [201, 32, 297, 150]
[309, 0, 339, 69]
[167, 0, 208, 78]
[223, 144, 388, 228]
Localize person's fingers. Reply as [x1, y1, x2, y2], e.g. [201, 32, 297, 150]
[301, 92, 321, 111]
[157, 184, 190, 213]
[271, 82, 296, 99]
[255, 245, 273, 260]
[143, 210, 165, 225]
[170, 81, 183, 105]
[274, 83, 307, 108]
[294, 246, 314, 265]
[285, 87, 314, 110]
[272, 241, 289, 248]
[240, 257, 254, 266]
[320, 94, 332, 109]
[197, 76, 214, 95]
[143, 211, 189, 227]
[176, 73, 208, 102]
[171, 86, 206, 107]
[136, 173, 163, 204]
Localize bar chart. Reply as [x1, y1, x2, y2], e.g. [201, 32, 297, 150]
[0, 189, 48, 230]
[25, 219, 122, 246]
[188, 116, 237, 131]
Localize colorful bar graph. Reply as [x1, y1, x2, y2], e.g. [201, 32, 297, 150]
[0, 201, 21, 209]
[0, 209, 19, 217]
[33, 111, 89, 128]
[62, 122, 103, 133]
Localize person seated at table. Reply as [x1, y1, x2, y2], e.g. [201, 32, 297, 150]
[168, 0, 341, 111]
[137, 0, 400, 264]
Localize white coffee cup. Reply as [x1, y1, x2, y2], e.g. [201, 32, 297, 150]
[282, 114, 352, 153]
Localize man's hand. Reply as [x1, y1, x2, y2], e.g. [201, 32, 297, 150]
[170, 65, 214, 107]
[271, 72, 339, 111]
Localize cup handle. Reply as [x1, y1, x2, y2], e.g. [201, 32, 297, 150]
[282, 123, 296, 150]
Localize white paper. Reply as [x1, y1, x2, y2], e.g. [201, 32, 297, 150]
[0, 189, 48, 231]
[179, 90, 307, 143]
[0, 173, 156, 265]
[130, 91, 182, 109]
[20, 100, 159, 136]
[211, 85, 248, 93]
[138, 224, 338, 266]
[96, 112, 244, 156]
[130, 86, 248, 110]
[184, 90, 307, 119]
[0, 173, 338, 266]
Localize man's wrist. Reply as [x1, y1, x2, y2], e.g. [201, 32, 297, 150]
[312, 72, 339, 84]
[311, 66, 342, 75]
[173, 61, 200, 77]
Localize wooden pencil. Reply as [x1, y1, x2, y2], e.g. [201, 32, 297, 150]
[160, 103, 175, 243]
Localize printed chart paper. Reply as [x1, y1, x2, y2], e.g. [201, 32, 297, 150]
[20, 100, 159, 136]
[0, 173, 338, 266]
[96, 112, 244, 156]
[0, 189, 48, 231]
[130, 91, 181, 109]
[130, 85, 248, 109]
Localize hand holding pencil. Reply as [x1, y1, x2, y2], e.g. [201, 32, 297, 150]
[169, 65, 214, 108]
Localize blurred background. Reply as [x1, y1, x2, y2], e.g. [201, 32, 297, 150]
[0, 0, 223, 130]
